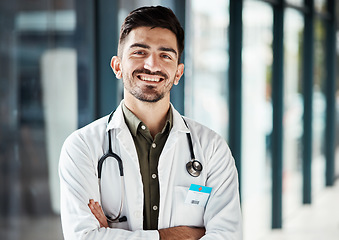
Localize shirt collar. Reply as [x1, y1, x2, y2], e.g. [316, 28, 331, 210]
[122, 103, 173, 137]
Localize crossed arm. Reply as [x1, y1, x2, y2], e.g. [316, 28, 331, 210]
[88, 199, 205, 240]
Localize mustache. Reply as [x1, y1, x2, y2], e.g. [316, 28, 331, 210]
[133, 68, 168, 80]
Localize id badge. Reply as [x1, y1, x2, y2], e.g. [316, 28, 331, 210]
[184, 184, 212, 207]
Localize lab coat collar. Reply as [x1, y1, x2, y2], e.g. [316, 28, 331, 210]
[105, 101, 126, 132]
[171, 105, 190, 134]
[105, 100, 190, 134]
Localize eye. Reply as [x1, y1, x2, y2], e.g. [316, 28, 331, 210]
[133, 50, 146, 55]
[161, 54, 172, 60]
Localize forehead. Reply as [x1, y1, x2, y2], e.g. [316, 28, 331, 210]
[123, 27, 178, 52]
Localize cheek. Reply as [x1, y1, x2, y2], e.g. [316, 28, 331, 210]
[166, 64, 179, 76]
[125, 60, 145, 73]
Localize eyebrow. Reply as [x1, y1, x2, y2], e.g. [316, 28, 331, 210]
[159, 47, 177, 56]
[130, 43, 178, 56]
[130, 43, 150, 49]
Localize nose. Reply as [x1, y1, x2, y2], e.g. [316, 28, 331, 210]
[144, 53, 161, 72]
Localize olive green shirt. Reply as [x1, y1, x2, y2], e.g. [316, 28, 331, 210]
[122, 104, 173, 230]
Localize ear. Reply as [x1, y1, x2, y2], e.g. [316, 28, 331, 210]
[174, 63, 184, 85]
[110, 56, 123, 79]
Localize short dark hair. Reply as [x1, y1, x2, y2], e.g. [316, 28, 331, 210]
[118, 6, 185, 63]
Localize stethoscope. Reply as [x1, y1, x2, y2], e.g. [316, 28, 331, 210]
[97, 112, 203, 223]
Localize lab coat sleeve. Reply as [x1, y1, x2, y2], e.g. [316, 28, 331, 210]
[59, 131, 159, 240]
[200, 135, 242, 240]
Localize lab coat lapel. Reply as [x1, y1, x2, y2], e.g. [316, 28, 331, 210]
[160, 105, 189, 157]
[157, 106, 190, 228]
[117, 129, 144, 230]
[109, 103, 144, 230]
[158, 107, 189, 184]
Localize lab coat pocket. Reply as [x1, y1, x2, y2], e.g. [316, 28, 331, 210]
[174, 186, 204, 227]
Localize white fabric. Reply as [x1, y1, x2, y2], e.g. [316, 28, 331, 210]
[59, 102, 242, 239]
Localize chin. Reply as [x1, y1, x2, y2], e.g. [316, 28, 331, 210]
[136, 95, 164, 103]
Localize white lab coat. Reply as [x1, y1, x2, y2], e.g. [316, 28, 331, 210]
[59, 102, 242, 239]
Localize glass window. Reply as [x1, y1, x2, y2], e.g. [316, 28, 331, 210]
[336, 8, 339, 178]
[314, 0, 327, 13]
[242, 1, 273, 239]
[0, 1, 75, 239]
[312, 17, 327, 196]
[286, 0, 304, 7]
[119, 0, 175, 26]
[283, 8, 304, 220]
[185, 0, 230, 139]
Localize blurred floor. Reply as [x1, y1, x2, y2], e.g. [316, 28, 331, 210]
[0, 215, 63, 240]
[260, 178, 339, 240]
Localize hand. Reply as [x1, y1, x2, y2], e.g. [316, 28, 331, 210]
[88, 199, 109, 228]
[158, 226, 205, 240]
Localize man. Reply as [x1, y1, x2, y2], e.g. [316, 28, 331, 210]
[59, 6, 242, 239]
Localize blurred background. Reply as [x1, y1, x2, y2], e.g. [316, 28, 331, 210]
[0, 0, 338, 239]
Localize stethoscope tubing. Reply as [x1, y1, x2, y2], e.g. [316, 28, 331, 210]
[97, 113, 203, 223]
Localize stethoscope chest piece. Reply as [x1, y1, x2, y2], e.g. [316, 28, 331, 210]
[186, 159, 203, 177]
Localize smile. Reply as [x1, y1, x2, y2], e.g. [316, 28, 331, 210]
[138, 75, 164, 82]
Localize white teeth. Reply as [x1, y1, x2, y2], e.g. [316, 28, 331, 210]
[140, 76, 161, 82]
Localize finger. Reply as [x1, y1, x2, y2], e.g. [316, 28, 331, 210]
[89, 200, 101, 213]
[90, 201, 108, 228]
[88, 201, 104, 221]
[94, 202, 105, 217]
[88, 200, 98, 214]
[88, 199, 96, 212]
[94, 202, 109, 228]
[91, 202, 104, 218]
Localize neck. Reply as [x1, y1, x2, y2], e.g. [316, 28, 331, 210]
[124, 94, 170, 138]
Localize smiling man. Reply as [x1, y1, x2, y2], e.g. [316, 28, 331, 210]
[59, 6, 242, 240]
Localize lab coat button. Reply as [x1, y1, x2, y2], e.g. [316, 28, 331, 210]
[134, 210, 142, 218]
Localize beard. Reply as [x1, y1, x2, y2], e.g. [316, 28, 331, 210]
[123, 68, 174, 103]
[130, 85, 165, 102]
